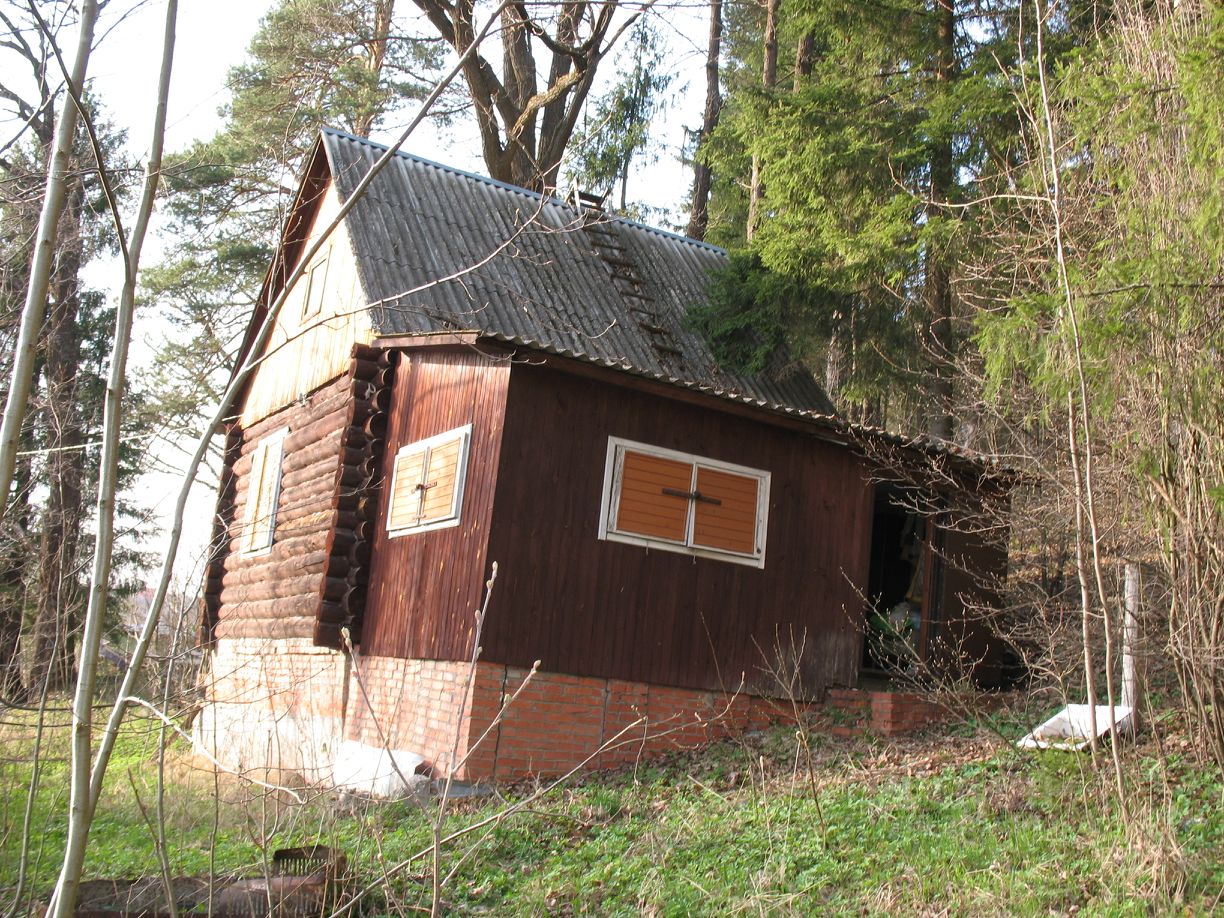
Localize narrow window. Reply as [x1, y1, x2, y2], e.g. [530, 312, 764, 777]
[241, 429, 288, 555]
[600, 438, 769, 567]
[387, 425, 472, 536]
[301, 254, 329, 322]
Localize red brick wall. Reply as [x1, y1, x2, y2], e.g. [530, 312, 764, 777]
[343, 657, 822, 782]
[201, 642, 950, 786]
[342, 656, 495, 776]
[825, 687, 948, 736]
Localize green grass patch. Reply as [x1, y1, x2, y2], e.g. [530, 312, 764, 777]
[1, 706, 1221, 915]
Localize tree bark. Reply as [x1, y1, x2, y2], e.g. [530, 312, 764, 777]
[793, 30, 815, 89]
[410, 0, 641, 192]
[686, 0, 723, 241]
[352, 0, 396, 138]
[923, 0, 956, 440]
[28, 178, 86, 697]
[747, 0, 780, 242]
[0, 0, 99, 522]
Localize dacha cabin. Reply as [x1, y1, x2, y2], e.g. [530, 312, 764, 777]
[196, 129, 1010, 790]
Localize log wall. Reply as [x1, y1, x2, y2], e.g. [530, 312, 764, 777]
[314, 344, 394, 648]
[207, 357, 349, 640]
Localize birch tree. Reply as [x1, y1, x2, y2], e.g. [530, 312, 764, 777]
[47, 0, 180, 907]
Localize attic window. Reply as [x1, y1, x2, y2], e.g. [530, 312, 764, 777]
[387, 424, 472, 536]
[598, 437, 769, 568]
[241, 429, 288, 555]
[301, 253, 329, 322]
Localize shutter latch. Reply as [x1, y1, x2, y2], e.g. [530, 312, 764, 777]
[662, 487, 721, 506]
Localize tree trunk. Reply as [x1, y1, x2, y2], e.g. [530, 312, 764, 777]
[28, 179, 86, 697]
[0, 0, 98, 520]
[352, 0, 396, 138]
[50, 4, 179, 910]
[747, 0, 780, 241]
[0, 449, 33, 700]
[923, 0, 956, 441]
[794, 30, 815, 89]
[412, 0, 632, 193]
[686, 0, 723, 241]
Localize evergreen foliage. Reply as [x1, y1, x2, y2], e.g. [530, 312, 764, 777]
[699, 0, 1092, 432]
[144, 0, 442, 437]
[566, 20, 672, 218]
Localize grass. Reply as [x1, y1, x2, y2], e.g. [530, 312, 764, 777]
[1, 703, 1221, 916]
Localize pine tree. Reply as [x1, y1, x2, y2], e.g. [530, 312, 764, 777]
[145, 0, 442, 436]
[699, 0, 1080, 433]
[566, 19, 672, 217]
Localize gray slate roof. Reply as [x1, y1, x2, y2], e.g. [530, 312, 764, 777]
[321, 129, 835, 415]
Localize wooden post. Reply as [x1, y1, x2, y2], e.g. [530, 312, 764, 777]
[1122, 562, 1142, 732]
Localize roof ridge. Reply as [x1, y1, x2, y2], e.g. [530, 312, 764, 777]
[319, 127, 727, 256]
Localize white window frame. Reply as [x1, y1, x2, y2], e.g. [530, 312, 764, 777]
[300, 250, 330, 322]
[386, 424, 473, 537]
[598, 436, 770, 568]
[240, 428, 288, 557]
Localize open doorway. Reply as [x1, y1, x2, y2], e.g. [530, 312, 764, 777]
[863, 486, 937, 677]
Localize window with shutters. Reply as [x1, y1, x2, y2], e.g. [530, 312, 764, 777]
[386, 424, 472, 536]
[241, 429, 288, 555]
[598, 437, 770, 568]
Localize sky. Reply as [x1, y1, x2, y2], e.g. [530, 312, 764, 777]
[4, 0, 711, 585]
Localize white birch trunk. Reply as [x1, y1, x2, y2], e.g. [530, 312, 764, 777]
[0, 0, 100, 515]
[48, 3, 179, 914]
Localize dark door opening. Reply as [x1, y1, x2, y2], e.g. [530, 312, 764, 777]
[863, 486, 936, 677]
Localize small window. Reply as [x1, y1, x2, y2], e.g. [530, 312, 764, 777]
[387, 425, 472, 536]
[599, 437, 769, 567]
[301, 254, 329, 321]
[241, 429, 288, 555]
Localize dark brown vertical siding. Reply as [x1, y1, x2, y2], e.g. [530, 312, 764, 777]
[934, 506, 1011, 687]
[482, 362, 874, 695]
[360, 348, 510, 660]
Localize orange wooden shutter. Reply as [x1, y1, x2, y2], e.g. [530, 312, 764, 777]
[420, 435, 462, 524]
[692, 465, 759, 555]
[388, 446, 427, 530]
[615, 449, 692, 543]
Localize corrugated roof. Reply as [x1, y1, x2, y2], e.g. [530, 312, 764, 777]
[320, 128, 836, 415]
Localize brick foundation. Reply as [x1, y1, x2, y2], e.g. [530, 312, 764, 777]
[200, 640, 949, 788]
[825, 687, 948, 737]
[340, 660, 891, 782]
[194, 637, 348, 782]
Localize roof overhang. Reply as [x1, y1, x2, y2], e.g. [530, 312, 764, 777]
[373, 330, 1014, 491]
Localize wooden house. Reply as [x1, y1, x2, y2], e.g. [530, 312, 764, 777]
[196, 129, 1009, 789]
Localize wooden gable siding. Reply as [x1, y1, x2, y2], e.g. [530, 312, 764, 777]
[240, 182, 373, 427]
[359, 348, 511, 659]
[481, 361, 874, 696]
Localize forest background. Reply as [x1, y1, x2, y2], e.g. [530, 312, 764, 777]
[0, 0, 1220, 914]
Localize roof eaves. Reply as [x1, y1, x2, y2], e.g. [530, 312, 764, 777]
[470, 331, 1005, 471]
